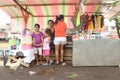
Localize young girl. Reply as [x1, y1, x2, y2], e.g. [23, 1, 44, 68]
[31, 24, 43, 65]
[42, 29, 53, 66]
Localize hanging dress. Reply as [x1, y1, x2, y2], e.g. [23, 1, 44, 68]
[96, 15, 103, 31]
[84, 14, 89, 32]
[88, 15, 94, 32]
[80, 14, 87, 31]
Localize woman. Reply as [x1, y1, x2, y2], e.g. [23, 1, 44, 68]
[46, 20, 54, 48]
[54, 15, 67, 64]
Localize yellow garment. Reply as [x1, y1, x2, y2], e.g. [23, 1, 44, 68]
[88, 16, 94, 31]
[97, 15, 102, 31]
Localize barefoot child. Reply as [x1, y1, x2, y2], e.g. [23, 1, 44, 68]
[31, 24, 43, 65]
[42, 29, 53, 65]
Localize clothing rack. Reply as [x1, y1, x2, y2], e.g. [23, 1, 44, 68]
[84, 12, 104, 15]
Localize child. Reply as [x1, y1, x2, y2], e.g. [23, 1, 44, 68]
[42, 29, 53, 66]
[31, 24, 43, 65]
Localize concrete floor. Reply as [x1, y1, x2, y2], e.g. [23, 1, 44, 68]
[0, 62, 120, 80]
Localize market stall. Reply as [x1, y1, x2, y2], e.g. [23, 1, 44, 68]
[0, 0, 80, 65]
[0, 0, 120, 67]
[71, 0, 120, 66]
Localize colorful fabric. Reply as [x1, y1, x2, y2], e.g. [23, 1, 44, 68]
[88, 15, 94, 31]
[76, 11, 80, 27]
[84, 14, 89, 31]
[97, 15, 102, 31]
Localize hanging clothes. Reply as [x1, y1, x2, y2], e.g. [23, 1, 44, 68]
[88, 15, 94, 32]
[79, 14, 104, 32]
[96, 15, 103, 31]
[80, 14, 87, 31]
[76, 11, 81, 27]
[91, 14, 95, 29]
[84, 14, 89, 32]
[94, 15, 98, 32]
[101, 15, 104, 28]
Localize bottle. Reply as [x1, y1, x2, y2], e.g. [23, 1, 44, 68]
[16, 39, 19, 50]
[76, 30, 79, 36]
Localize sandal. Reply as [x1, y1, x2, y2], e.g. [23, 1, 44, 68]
[60, 60, 64, 63]
[55, 62, 60, 65]
[49, 60, 53, 65]
[42, 63, 49, 66]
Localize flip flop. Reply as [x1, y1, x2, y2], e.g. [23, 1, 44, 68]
[55, 62, 60, 65]
[49, 60, 53, 65]
[60, 60, 65, 64]
[42, 63, 49, 66]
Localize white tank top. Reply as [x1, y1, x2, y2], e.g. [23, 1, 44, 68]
[43, 37, 50, 50]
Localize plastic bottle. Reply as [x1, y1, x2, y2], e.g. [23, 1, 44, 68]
[16, 39, 19, 50]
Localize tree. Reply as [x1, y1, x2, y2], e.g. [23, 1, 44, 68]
[115, 16, 120, 38]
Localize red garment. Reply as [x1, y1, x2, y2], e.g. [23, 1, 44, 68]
[84, 14, 89, 32]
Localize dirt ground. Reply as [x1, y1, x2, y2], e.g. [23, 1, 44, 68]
[1, 61, 120, 80]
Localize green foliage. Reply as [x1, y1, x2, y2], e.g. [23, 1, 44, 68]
[112, 1, 120, 7]
[115, 16, 120, 27]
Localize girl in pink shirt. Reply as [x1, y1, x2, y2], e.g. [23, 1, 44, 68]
[42, 29, 53, 65]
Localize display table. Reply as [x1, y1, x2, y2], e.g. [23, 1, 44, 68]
[73, 39, 120, 66]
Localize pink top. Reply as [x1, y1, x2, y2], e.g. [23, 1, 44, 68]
[43, 37, 50, 50]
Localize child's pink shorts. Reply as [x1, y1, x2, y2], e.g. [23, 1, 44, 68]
[43, 49, 50, 56]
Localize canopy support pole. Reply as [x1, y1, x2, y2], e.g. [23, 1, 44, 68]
[13, 0, 34, 16]
[21, 6, 29, 29]
[13, 0, 34, 29]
